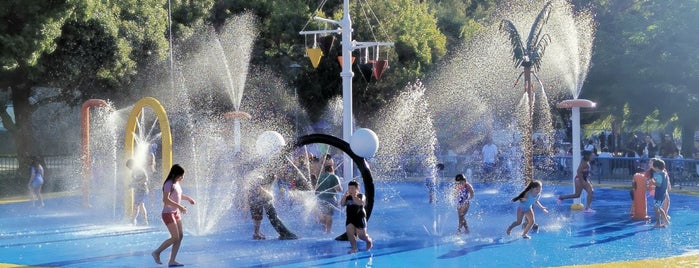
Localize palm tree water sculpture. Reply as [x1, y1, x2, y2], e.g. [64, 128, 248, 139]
[499, 1, 552, 184]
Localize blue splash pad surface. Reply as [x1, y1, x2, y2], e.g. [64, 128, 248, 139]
[1, 182, 698, 267]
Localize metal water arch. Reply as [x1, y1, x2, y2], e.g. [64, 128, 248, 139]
[293, 133, 375, 241]
[123, 97, 173, 218]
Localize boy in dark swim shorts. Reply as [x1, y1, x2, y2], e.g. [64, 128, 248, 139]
[247, 174, 298, 240]
[340, 180, 373, 253]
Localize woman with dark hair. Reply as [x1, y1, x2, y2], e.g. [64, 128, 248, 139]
[27, 156, 45, 207]
[558, 150, 596, 212]
[506, 180, 548, 239]
[152, 164, 196, 267]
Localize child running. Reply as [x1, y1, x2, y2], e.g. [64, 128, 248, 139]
[341, 179, 373, 253]
[558, 150, 595, 212]
[152, 164, 196, 267]
[454, 174, 474, 234]
[506, 180, 548, 239]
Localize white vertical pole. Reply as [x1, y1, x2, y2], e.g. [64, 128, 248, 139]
[571, 107, 583, 205]
[233, 118, 241, 154]
[167, 0, 175, 94]
[341, 0, 354, 180]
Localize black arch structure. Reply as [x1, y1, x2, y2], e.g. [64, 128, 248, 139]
[293, 133, 375, 241]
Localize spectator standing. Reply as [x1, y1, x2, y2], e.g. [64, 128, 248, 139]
[660, 134, 679, 158]
[584, 139, 597, 155]
[642, 135, 658, 158]
[481, 136, 498, 182]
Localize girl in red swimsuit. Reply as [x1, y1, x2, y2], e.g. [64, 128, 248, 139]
[558, 151, 595, 212]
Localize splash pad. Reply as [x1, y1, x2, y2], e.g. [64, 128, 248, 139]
[6, 1, 698, 267]
[2, 184, 699, 267]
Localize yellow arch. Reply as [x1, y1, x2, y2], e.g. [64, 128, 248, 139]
[124, 97, 173, 218]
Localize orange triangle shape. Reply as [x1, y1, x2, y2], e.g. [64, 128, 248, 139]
[337, 56, 356, 68]
[307, 48, 323, 69]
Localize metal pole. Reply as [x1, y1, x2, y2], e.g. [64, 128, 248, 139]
[167, 0, 175, 94]
[571, 107, 582, 206]
[289, 63, 302, 138]
[341, 0, 354, 180]
[294, 87, 298, 137]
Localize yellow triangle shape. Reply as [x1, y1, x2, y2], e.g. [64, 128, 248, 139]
[306, 48, 323, 69]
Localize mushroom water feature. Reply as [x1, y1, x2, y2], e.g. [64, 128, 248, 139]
[556, 99, 596, 210]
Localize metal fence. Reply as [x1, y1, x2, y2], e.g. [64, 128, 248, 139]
[2, 154, 698, 193]
[374, 154, 699, 188]
[0, 155, 80, 193]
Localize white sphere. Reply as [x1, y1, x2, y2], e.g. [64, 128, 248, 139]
[350, 128, 379, 158]
[256, 131, 286, 157]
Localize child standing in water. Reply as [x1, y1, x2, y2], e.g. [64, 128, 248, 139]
[126, 159, 149, 225]
[152, 164, 196, 267]
[341, 180, 373, 253]
[650, 159, 670, 228]
[27, 157, 45, 207]
[454, 174, 474, 234]
[506, 180, 548, 239]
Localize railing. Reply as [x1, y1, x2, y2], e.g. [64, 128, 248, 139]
[371, 154, 699, 188]
[0, 155, 80, 193]
[2, 154, 698, 192]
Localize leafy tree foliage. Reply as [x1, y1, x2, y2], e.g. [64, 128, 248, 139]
[3, 0, 699, 163]
[426, 0, 497, 46]
[581, 0, 699, 153]
[0, 0, 176, 169]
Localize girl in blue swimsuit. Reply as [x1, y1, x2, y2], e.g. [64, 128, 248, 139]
[506, 180, 548, 239]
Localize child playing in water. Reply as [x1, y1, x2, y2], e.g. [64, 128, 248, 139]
[341, 179, 373, 253]
[152, 164, 196, 267]
[246, 173, 298, 240]
[126, 159, 149, 225]
[650, 159, 670, 228]
[506, 180, 548, 239]
[454, 174, 474, 234]
[558, 150, 595, 212]
[27, 156, 45, 207]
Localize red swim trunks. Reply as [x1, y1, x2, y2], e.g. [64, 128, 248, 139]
[162, 211, 180, 224]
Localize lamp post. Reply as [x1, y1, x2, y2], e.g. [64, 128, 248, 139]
[299, 0, 392, 179]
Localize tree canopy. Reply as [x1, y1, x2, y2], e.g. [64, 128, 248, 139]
[2, 0, 699, 160]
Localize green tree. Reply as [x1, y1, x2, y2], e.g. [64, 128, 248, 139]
[0, 0, 76, 167]
[0, 0, 181, 172]
[326, 0, 447, 122]
[581, 0, 699, 155]
[427, 0, 496, 47]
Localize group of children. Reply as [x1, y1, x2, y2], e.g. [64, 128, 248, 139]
[133, 161, 373, 266]
[450, 173, 548, 239]
[137, 151, 672, 265]
[451, 152, 672, 239]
